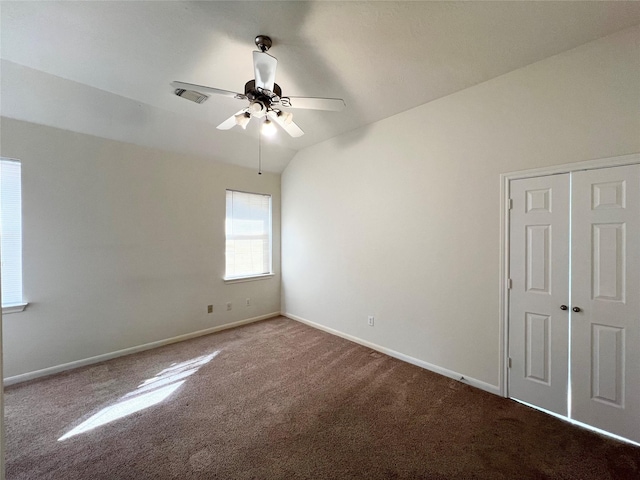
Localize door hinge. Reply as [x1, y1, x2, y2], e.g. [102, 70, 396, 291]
[508, 357, 512, 369]
[507, 198, 513, 210]
[507, 278, 512, 289]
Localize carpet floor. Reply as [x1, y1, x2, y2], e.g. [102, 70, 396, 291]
[5, 316, 640, 479]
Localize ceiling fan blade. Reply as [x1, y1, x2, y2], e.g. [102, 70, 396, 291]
[284, 96, 345, 111]
[253, 51, 277, 92]
[267, 111, 304, 138]
[172, 81, 245, 100]
[217, 110, 248, 130]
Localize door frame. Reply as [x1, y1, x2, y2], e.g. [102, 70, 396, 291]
[499, 152, 640, 397]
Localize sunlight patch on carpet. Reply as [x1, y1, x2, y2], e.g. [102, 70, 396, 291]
[58, 351, 219, 441]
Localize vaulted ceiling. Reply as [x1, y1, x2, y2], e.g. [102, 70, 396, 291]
[2, 1, 640, 172]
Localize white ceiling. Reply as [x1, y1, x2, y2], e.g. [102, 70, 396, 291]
[2, 1, 640, 172]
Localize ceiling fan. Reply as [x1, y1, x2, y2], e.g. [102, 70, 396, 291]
[172, 35, 345, 138]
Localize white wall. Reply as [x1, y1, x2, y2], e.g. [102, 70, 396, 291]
[281, 26, 640, 389]
[1, 118, 281, 379]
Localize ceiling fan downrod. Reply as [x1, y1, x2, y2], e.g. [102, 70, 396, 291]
[254, 35, 272, 53]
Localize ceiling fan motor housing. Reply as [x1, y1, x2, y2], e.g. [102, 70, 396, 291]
[244, 80, 282, 101]
[249, 100, 267, 117]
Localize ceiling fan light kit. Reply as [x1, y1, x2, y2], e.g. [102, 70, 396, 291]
[172, 35, 345, 139]
[234, 111, 251, 129]
[277, 110, 294, 125]
[261, 118, 277, 137]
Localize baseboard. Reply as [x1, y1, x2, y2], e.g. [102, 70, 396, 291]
[4, 312, 280, 386]
[283, 312, 501, 396]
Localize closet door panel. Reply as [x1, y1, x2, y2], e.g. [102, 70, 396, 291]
[571, 164, 640, 443]
[508, 174, 570, 416]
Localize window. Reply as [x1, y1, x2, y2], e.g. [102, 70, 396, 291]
[225, 190, 272, 280]
[0, 158, 25, 312]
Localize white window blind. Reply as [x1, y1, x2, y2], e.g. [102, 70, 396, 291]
[0, 159, 23, 307]
[225, 190, 272, 279]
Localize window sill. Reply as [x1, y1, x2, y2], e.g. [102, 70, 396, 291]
[2, 303, 28, 314]
[223, 273, 274, 284]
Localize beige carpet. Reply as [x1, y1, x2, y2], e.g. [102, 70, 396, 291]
[5, 316, 640, 479]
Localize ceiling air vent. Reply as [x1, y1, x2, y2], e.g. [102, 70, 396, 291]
[174, 89, 209, 104]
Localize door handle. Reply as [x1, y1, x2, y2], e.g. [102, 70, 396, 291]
[560, 305, 568, 310]
[572, 306, 581, 313]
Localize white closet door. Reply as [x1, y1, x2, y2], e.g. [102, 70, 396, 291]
[509, 174, 570, 416]
[570, 164, 640, 443]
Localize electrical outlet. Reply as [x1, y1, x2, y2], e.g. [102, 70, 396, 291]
[207, 305, 213, 314]
[226, 302, 232, 311]
[245, 298, 251, 307]
[368, 315, 375, 326]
